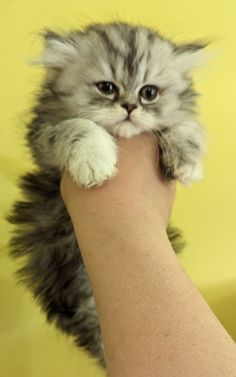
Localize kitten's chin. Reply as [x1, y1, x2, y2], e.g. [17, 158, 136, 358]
[111, 121, 143, 139]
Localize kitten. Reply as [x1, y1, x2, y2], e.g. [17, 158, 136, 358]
[9, 22, 206, 365]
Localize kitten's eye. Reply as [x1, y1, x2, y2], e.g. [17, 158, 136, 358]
[96, 81, 117, 96]
[139, 85, 159, 103]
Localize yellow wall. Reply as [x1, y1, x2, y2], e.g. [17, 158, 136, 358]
[0, 1, 236, 376]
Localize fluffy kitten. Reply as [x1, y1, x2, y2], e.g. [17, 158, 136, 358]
[9, 22, 206, 365]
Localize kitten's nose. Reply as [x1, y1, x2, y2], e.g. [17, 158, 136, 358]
[121, 103, 137, 114]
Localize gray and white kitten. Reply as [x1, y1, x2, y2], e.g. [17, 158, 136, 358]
[9, 22, 206, 366]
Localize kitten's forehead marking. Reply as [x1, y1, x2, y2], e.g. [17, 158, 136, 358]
[82, 24, 177, 98]
[104, 26, 127, 56]
[90, 27, 126, 61]
[91, 25, 156, 91]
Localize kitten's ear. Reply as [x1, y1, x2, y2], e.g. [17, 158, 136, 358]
[172, 42, 209, 73]
[32, 30, 78, 68]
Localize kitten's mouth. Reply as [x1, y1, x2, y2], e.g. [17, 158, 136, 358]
[115, 114, 137, 128]
[119, 118, 134, 126]
[112, 117, 142, 138]
[120, 114, 139, 128]
[122, 115, 133, 123]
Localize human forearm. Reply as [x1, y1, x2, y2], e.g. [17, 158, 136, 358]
[61, 134, 236, 377]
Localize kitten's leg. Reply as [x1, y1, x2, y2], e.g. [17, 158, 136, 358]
[157, 120, 205, 185]
[35, 119, 118, 187]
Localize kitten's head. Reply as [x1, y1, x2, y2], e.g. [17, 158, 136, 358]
[38, 22, 207, 138]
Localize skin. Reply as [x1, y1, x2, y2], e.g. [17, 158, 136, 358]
[61, 133, 236, 377]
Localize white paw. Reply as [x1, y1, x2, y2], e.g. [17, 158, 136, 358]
[176, 162, 203, 186]
[68, 127, 118, 188]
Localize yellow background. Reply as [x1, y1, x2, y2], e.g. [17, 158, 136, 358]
[0, 0, 236, 376]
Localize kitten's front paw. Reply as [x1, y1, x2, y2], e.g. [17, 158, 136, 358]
[68, 129, 118, 188]
[176, 162, 203, 186]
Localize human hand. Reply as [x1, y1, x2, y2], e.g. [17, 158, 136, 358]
[61, 132, 176, 232]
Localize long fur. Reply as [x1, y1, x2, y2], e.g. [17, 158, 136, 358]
[9, 22, 206, 366]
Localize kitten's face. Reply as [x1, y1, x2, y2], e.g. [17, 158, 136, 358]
[42, 23, 205, 137]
